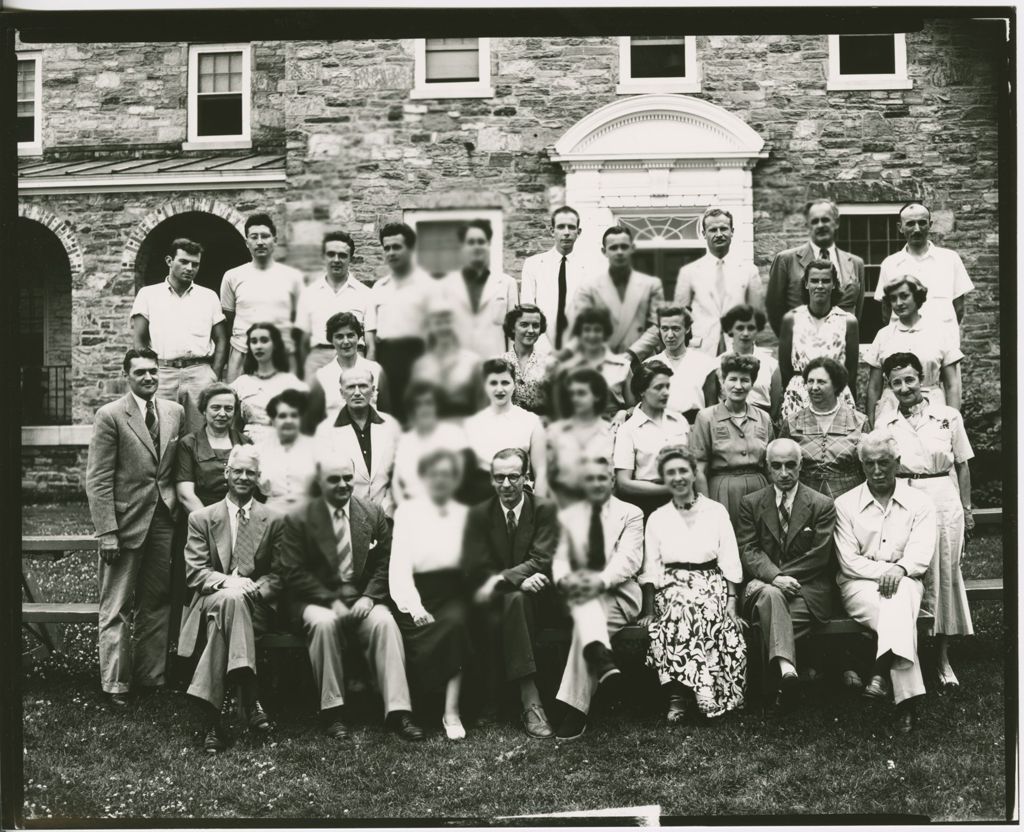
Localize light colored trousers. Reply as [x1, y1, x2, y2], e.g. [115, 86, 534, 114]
[841, 577, 926, 704]
[742, 578, 815, 665]
[98, 502, 174, 694]
[556, 592, 637, 715]
[156, 361, 217, 435]
[301, 602, 412, 714]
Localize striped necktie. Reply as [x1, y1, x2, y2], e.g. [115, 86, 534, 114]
[334, 507, 354, 582]
[231, 507, 258, 576]
[779, 495, 791, 539]
[145, 399, 159, 447]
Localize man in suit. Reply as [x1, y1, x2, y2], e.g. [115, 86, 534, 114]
[86, 347, 186, 707]
[177, 445, 282, 753]
[462, 448, 559, 739]
[520, 206, 587, 351]
[736, 438, 837, 708]
[765, 199, 866, 335]
[552, 456, 643, 740]
[277, 450, 424, 741]
[574, 225, 665, 355]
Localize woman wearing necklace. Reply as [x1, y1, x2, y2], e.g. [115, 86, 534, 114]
[878, 351, 975, 690]
[410, 301, 488, 421]
[780, 356, 867, 499]
[778, 259, 859, 422]
[547, 368, 615, 506]
[555, 306, 633, 419]
[719, 304, 782, 421]
[639, 444, 746, 723]
[231, 322, 307, 445]
[691, 352, 774, 526]
[502, 304, 559, 419]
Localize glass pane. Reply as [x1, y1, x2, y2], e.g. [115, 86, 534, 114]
[17, 60, 35, 101]
[229, 72, 242, 92]
[198, 71, 214, 93]
[17, 115, 35, 144]
[198, 54, 216, 74]
[425, 47, 480, 82]
[17, 101, 34, 117]
[229, 53, 242, 74]
[630, 40, 687, 78]
[426, 37, 478, 52]
[838, 34, 896, 76]
[196, 93, 243, 137]
[415, 221, 464, 277]
[215, 53, 230, 74]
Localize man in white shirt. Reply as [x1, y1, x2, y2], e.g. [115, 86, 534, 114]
[520, 206, 586, 351]
[875, 202, 974, 347]
[296, 230, 375, 381]
[834, 430, 938, 735]
[131, 238, 227, 434]
[221, 213, 305, 382]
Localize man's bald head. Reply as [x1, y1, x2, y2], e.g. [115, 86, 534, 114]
[766, 438, 801, 491]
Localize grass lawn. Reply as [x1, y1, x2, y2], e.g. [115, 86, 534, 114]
[19, 502, 1011, 822]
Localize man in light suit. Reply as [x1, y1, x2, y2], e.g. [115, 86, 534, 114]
[520, 206, 586, 351]
[765, 199, 866, 335]
[552, 456, 643, 740]
[86, 348, 186, 707]
[277, 451, 424, 741]
[574, 225, 665, 355]
[737, 439, 837, 709]
[178, 445, 282, 753]
[313, 364, 400, 518]
[433, 219, 519, 360]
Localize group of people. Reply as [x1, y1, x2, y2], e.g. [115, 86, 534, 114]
[85, 197, 977, 750]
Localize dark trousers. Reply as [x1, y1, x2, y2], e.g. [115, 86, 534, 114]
[376, 337, 425, 423]
[742, 579, 816, 666]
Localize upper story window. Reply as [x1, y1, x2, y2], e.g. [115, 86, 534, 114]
[827, 34, 912, 91]
[185, 43, 252, 149]
[17, 52, 42, 156]
[411, 38, 493, 99]
[617, 36, 700, 94]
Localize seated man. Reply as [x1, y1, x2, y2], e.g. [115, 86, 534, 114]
[177, 445, 282, 754]
[737, 438, 837, 709]
[834, 430, 937, 734]
[277, 449, 423, 742]
[552, 456, 643, 740]
[462, 448, 559, 739]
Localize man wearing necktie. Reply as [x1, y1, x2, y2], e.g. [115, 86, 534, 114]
[552, 456, 644, 741]
[177, 446, 283, 753]
[736, 439, 838, 710]
[520, 206, 585, 351]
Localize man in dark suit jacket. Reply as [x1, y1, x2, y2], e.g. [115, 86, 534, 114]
[765, 199, 866, 335]
[86, 348, 186, 707]
[737, 438, 837, 706]
[462, 447, 559, 739]
[277, 451, 423, 742]
[178, 445, 282, 753]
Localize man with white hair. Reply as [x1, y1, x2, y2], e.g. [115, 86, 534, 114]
[737, 438, 838, 709]
[177, 445, 283, 753]
[834, 430, 937, 734]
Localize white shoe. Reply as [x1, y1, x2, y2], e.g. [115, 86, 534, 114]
[443, 716, 466, 741]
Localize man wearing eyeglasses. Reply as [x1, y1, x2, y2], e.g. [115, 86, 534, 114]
[462, 448, 559, 739]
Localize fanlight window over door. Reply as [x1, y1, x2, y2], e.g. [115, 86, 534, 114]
[615, 213, 703, 248]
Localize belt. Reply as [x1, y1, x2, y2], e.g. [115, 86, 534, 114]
[898, 470, 951, 480]
[713, 465, 762, 475]
[666, 561, 719, 572]
[161, 356, 211, 369]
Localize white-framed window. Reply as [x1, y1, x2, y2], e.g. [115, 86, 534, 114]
[17, 52, 42, 156]
[617, 36, 700, 94]
[411, 38, 493, 100]
[827, 34, 911, 91]
[403, 208, 503, 278]
[185, 43, 252, 149]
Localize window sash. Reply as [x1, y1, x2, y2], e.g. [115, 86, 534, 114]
[837, 34, 897, 76]
[424, 37, 481, 82]
[628, 36, 688, 79]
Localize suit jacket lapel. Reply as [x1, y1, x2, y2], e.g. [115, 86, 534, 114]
[124, 395, 158, 460]
[798, 242, 814, 267]
[761, 487, 783, 545]
[156, 399, 175, 459]
[349, 498, 370, 579]
[491, 499, 513, 567]
[249, 502, 270, 555]
[784, 485, 811, 549]
[514, 495, 535, 564]
[620, 274, 646, 336]
[212, 501, 232, 573]
[310, 499, 341, 573]
[599, 272, 624, 317]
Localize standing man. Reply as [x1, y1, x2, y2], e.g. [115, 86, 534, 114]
[576, 225, 665, 355]
[737, 439, 837, 709]
[552, 456, 643, 741]
[766, 199, 866, 335]
[434, 219, 519, 360]
[221, 213, 305, 382]
[296, 231, 375, 381]
[277, 451, 424, 741]
[177, 445, 282, 753]
[875, 202, 974, 347]
[368, 222, 437, 421]
[131, 238, 227, 434]
[834, 431, 937, 734]
[520, 206, 587, 352]
[86, 348, 186, 707]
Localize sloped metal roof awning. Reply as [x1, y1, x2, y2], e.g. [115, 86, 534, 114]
[18, 153, 287, 195]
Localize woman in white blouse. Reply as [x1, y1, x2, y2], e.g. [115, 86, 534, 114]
[256, 389, 317, 516]
[388, 449, 471, 740]
[231, 322, 307, 444]
[639, 444, 747, 723]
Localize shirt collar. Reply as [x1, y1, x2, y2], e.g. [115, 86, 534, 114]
[334, 405, 385, 427]
[809, 241, 836, 256]
[856, 481, 912, 512]
[501, 495, 525, 523]
[714, 402, 754, 422]
[165, 278, 195, 296]
[901, 241, 935, 259]
[130, 392, 154, 417]
[327, 499, 348, 522]
[632, 407, 682, 427]
[550, 247, 573, 261]
[227, 496, 255, 519]
[774, 485, 796, 508]
[319, 274, 355, 291]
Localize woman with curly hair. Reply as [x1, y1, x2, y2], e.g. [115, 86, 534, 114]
[230, 322, 307, 444]
[501, 304, 559, 418]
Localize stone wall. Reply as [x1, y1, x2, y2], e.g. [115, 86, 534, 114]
[22, 446, 87, 502]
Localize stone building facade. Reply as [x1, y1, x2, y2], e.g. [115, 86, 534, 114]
[15, 19, 1006, 502]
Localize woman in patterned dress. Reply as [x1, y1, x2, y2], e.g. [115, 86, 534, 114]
[778, 259, 859, 422]
[231, 322, 307, 444]
[501, 304, 559, 419]
[638, 444, 746, 722]
[780, 356, 867, 499]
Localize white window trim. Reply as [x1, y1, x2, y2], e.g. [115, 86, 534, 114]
[836, 203, 903, 217]
[403, 208, 504, 276]
[827, 34, 912, 91]
[616, 36, 700, 95]
[17, 52, 43, 157]
[410, 38, 494, 100]
[185, 43, 252, 150]
[614, 209, 707, 251]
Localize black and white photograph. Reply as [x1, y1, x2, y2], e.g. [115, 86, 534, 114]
[1, 1, 1016, 825]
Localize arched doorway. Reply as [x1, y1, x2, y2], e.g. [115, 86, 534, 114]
[16, 218, 73, 425]
[134, 211, 250, 295]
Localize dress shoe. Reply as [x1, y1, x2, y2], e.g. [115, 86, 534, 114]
[390, 712, 426, 742]
[895, 708, 915, 734]
[842, 670, 865, 690]
[203, 724, 226, 754]
[583, 642, 621, 685]
[666, 690, 692, 724]
[779, 672, 800, 709]
[322, 707, 349, 740]
[521, 704, 554, 739]
[107, 693, 129, 708]
[442, 715, 466, 741]
[862, 675, 891, 701]
[555, 707, 587, 741]
[246, 700, 272, 732]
